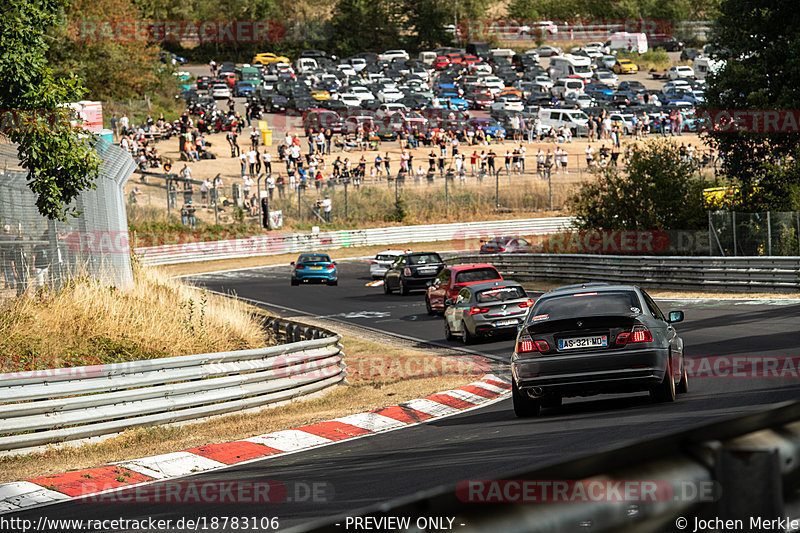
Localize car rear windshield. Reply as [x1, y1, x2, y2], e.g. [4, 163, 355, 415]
[476, 286, 526, 303]
[376, 254, 397, 261]
[408, 254, 442, 265]
[455, 267, 501, 283]
[531, 291, 640, 321]
[301, 255, 330, 263]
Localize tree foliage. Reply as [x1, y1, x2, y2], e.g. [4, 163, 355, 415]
[506, 0, 703, 22]
[48, 0, 163, 100]
[403, 0, 454, 50]
[700, 0, 800, 211]
[0, 0, 99, 220]
[328, 0, 401, 57]
[569, 141, 705, 230]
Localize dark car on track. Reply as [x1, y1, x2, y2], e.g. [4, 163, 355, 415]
[443, 280, 534, 344]
[510, 283, 687, 417]
[383, 252, 445, 295]
[290, 253, 338, 286]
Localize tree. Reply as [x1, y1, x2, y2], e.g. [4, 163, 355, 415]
[329, 0, 400, 56]
[48, 0, 163, 101]
[699, 0, 800, 211]
[0, 0, 99, 221]
[570, 141, 705, 230]
[403, 0, 453, 50]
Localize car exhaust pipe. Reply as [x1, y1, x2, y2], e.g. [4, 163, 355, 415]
[527, 387, 544, 398]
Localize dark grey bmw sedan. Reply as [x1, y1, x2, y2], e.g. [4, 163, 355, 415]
[510, 283, 687, 417]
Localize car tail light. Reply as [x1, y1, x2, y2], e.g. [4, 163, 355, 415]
[469, 306, 489, 315]
[630, 329, 653, 343]
[517, 339, 536, 353]
[295, 264, 304, 269]
[535, 340, 550, 351]
[519, 299, 534, 308]
[616, 327, 652, 345]
[326, 264, 335, 269]
[497, 247, 506, 252]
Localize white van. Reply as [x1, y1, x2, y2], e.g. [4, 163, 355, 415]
[418, 51, 437, 65]
[295, 57, 318, 74]
[538, 108, 590, 136]
[550, 78, 586, 99]
[604, 32, 648, 55]
[694, 57, 725, 81]
[549, 54, 593, 82]
[490, 48, 515, 63]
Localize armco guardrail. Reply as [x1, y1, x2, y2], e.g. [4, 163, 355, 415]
[0, 334, 345, 452]
[297, 401, 800, 533]
[450, 253, 800, 292]
[134, 217, 574, 266]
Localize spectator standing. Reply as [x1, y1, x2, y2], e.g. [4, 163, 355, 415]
[212, 175, 223, 205]
[487, 149, 496, 174]
[262, 149, 272, 173]
[239, 152, 247, 178]
[246, 148, 258, 177]
[227, 130, 240, 157]
[110, 113, 119, 142]
[201, 178, 211, 205]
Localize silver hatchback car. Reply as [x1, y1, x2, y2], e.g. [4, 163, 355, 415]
[444, 280, 534, 344]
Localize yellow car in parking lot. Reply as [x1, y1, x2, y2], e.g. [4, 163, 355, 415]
[613, 58, 639, 74]
[311, 89, 331, 101]
[253, 53, 290, 65]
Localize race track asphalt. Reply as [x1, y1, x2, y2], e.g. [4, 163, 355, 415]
[11, 260, 800, 532]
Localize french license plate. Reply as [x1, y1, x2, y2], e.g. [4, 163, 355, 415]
[558, 336, 608, 350]
[418, 267, 437, 274]
[309, 266, 323, 270]
[495, 319, 518, 327]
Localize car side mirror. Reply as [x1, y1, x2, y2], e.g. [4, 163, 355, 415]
[290, 261, 295, 266]
[444, 298, 454, 306]
[333, 261, 337, 265]
[668, 310, 684, 323]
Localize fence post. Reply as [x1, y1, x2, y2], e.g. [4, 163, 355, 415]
[708, 211, 713, 256]
[732, 211, 737, 256]
[767, 211, 772, 256]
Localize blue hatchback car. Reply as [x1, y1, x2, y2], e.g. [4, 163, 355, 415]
[291, 253, 338, 286]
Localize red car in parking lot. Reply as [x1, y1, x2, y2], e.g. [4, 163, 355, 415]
[425, 263, 504, 314]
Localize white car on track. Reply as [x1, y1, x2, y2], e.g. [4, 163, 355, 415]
[370, 249, 412, 279]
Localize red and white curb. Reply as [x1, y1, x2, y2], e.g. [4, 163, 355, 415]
[0, 374, 510, 514]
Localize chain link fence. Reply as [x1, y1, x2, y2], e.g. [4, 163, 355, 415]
[0, 138, 136, 296]
[709, 211, 800, 256]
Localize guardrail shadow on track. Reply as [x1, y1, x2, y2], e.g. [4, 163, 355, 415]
[294, 400, 800, 533]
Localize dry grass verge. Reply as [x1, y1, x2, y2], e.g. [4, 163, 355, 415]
[0, 334, 485, 483]
[0, 263, 267, 372]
